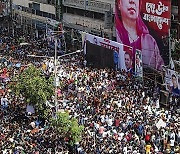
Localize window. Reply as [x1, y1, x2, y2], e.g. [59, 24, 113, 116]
[43, 12, 49, 17]
[36, 10, 42, 16]
[48, 0, 55, 5]
[172, 0, 178, 6]
[85, 10, 93, 18]
[32, 2, 40, 11]
[67, 7, 75, 14]
[94, 12, 104, 21]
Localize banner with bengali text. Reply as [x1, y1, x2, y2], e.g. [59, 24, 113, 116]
[115, 0, 171, 70]
[83, 33, 133, 72]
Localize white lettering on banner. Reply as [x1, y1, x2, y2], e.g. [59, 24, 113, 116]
[143, 13, 169, 30]
[146, 2, 168, 15]
[145, 2, 169, 30]
[156, 2, 169, 16]
[99, 38, 119, 52]
[84, 33, 131, 70]
[146, 2, 156, 14]
[85, 33, 121, 53]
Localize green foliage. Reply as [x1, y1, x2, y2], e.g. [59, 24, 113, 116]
[69, 118, 84, 146]
[50, 112, 84, 146]
[51, 112, 71, 135]
[11, 65, 54, 112]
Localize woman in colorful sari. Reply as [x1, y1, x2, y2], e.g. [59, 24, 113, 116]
[115, 0, 164, 70]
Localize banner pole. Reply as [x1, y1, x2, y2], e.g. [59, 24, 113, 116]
[169, 29, 171, 67]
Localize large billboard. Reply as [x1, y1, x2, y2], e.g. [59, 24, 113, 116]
[83, 33, 133, 72]
[115, 0, 171, 70]
[86, 40, 115, 69]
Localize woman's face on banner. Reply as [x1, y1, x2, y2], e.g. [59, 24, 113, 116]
[119, 0, 140, 21]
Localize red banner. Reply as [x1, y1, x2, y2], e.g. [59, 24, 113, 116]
[115, 0, 171, 70]
[141, 0, 171, 36]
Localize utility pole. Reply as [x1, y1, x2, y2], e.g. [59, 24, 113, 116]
[54, 36, 58, 114]
[9, 0, 13, 36]
[55, 0, 62, 21]
[52, 30, 63, 114]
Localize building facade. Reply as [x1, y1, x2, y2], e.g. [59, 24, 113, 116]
[8, 0, 180, 40]
[12, 0, 61, 36]
[62, 0, 180, 40]
[62, 0, 115, 39]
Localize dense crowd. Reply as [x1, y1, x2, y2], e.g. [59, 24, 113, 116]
[0, 23, 61, 61]
[0, 26, 180, 154]
[54, 56, 179, 154]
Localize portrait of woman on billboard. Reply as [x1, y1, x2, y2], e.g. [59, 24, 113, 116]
[115, 0, 164, 70]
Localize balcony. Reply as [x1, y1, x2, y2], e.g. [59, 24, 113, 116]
[31, 0, 48, 4]
[63, 0, 111, 14]
[30, 0, 55, 5]
[63, 13, 112, 34]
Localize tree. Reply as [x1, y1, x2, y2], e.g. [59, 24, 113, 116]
[69, 117, 84, 146]
[50, 111, 84, 146]
[11, 65, 54, 117]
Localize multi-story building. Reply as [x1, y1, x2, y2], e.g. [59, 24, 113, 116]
[5, 0, 180, 40]
[62, 0, 115, 39]
[62, 0, 180, 40]
[12, 0, 61, 36]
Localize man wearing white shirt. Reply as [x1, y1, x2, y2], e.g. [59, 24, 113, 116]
[156, 98, 160, 109]
[118, 132, 124, 141]
[100, 115, 105, 123]
[94, 122, 100, 131]
[170, 131, 175, 149]
[123, 146, 128, 154]
[106, 116, 113, 128]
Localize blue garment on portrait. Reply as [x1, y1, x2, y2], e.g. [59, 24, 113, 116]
[113, 51, 119, 64]
[127, 67, 134, 75]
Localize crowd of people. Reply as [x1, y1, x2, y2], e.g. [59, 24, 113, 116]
[0, 25, 180, 154]
[52, 55, 179, 154]
[0, 26, 71, 153]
